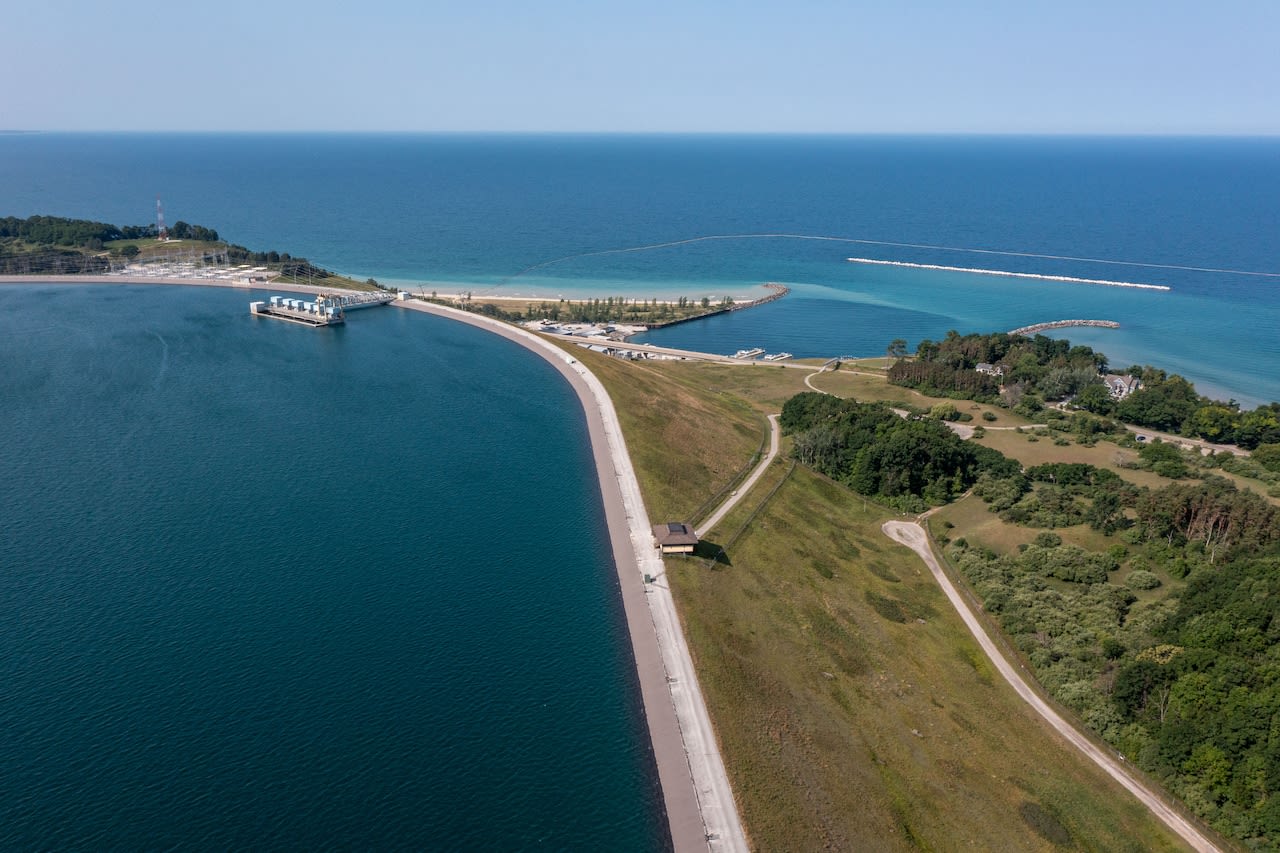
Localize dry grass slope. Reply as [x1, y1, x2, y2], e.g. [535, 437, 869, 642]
[575, 350, 1190, 851]
[566, 346, 764, 522]
[669, 465, 1185, 851]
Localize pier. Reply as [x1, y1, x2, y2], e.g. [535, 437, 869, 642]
[250, 291, 394, 327]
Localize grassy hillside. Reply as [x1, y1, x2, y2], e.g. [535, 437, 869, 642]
[568, 346, 1191, 850]
[571, 348, 763, 523]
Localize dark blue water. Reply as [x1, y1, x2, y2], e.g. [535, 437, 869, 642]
[3, 133, 1278, 403]
[0, 285, 665, 849]
[2, 133, 1278, 846]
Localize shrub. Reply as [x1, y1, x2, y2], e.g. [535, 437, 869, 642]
[982, 411, 998, 422]
[1253, 443, 1280, 473]
[1125, 569, 1162, 590]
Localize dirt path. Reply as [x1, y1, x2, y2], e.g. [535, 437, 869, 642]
[882, 520, 1219, 853]
[698, 415, 780, 535]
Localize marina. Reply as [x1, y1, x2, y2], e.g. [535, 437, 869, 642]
[728, 347, 791, 362]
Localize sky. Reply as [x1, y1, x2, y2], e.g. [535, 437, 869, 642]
[5, 0, 1277, 134]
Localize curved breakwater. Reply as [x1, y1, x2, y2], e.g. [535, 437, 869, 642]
[1009, 319, 1121, 336]
[847, 258, 1172, 291]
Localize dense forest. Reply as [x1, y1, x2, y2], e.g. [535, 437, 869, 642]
[888, 330, 1107, 407]
[783, 379, 1280, 845]
[951, 478, 1280, 845]
[956, 452, 1280, 845]
[0, 214, 160, 247]
[780, 391, 1020, 511]
[888, 329, 1280, 451]
[0, 214, 344, 283]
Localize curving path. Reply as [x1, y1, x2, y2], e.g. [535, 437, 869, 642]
[698, 415, 780, 536]
[882, 520, 1219, 853]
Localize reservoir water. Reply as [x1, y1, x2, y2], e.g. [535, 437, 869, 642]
[0, 285, 665, 849]
[3, 133, 1279, 845]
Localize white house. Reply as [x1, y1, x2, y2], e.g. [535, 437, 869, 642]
[1102, 374, 1142, 400]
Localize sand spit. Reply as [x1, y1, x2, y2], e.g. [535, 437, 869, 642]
[847, 258, 1172, 291]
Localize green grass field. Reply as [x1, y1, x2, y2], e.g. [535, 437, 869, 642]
[929, 493, 1123, 556]
[570, 347, 764, 523]
[672, 464, 1185, 850]
[571, 347, 1191, 850]
[809, 369, 1034, 425]
[643, 361, 814, 413]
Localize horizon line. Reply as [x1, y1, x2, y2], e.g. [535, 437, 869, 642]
[4, 129, 1280, 139]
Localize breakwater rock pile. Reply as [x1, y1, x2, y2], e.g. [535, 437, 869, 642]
[1008, 319, 1120, 336]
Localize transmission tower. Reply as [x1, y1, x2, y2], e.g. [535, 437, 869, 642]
[156, 195, 168, 241]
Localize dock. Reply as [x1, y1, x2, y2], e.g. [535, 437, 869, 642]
[250, 291, 394, 327]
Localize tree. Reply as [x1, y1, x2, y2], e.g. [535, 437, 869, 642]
[929, 401, 958, 421]
[1184, 405, 1239, 443]
[1115, 375, 1201, 432]
[1074, 382, 1115, 415]
[1253, 443, 1280, 473]
[1234, 405, 1280, 449]
[1086, 491, 1124, 534]
[886, 338, 908, 361]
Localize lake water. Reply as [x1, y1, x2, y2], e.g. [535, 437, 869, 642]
[0, 284, 665, 849]
[3, 134, 1278, 403]
[2, 133, 1278, 846]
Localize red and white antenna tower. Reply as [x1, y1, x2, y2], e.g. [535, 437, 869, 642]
[156, 195, 168, 241]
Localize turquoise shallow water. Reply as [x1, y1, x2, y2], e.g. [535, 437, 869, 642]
[2, 134, 1279, 846]
[3, 133, 1277, 404]
[0, 285, 665, 849]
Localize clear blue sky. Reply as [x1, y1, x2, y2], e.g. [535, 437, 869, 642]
[6, 0, 1277, 133]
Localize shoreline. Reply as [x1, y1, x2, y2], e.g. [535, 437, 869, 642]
[386, 279, 772, 303]
[393, 299, 747, 852]
[0, 276, 742, 851]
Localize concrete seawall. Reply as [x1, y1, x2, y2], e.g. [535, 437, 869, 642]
[4, 277, 745, 850]
[394, 299, 746, 852]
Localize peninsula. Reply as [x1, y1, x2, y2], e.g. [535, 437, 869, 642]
[13, 239, 1280, 850]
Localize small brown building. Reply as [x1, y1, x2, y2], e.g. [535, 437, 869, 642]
[653, 521, 699, 555]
